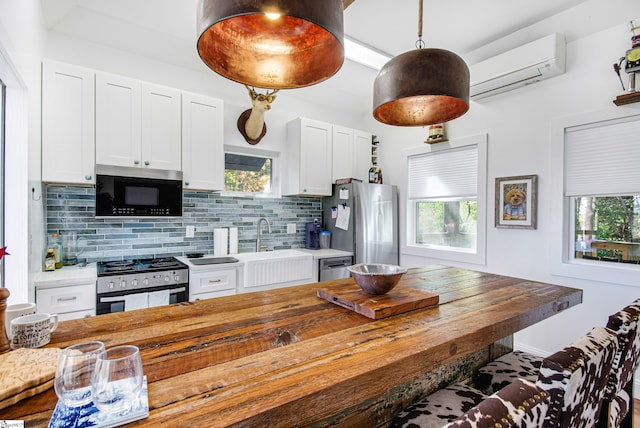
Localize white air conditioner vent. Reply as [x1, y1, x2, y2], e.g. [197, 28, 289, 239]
[470, 33, 566, 100]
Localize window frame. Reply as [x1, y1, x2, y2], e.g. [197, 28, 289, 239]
[403, 133, 488, 265]
[221, 145, 281, 198]
[549, 109, 640, 287]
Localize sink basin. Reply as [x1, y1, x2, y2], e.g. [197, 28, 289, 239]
[235, 250, 313, 291]
[189, 257, 239, 266]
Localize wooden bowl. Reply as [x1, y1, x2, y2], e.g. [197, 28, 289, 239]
[347, 263, 408, 295]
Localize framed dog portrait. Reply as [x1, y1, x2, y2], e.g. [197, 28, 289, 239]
[495, 175, 538, 229]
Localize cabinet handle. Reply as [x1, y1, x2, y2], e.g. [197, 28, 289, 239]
[57, 296, 77, 302]
[85, 175, 92, 180]
[134, 160, 140, 165]
[208, 279, 222, 283]
[185, 182, 190, 186]
[144, 161, 150, 166]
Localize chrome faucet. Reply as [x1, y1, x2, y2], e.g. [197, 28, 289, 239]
[256, 217, 272, 252]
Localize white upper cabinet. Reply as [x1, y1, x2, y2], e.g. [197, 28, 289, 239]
[42, 61, 96, 184]
[331, 127, 372, 183]
[285, 118, 333, 196]
[331, 125, 353, 182]
[181, 93, 224, 191]
[353, 129, 373, 182]
[96, 74, 181, 170]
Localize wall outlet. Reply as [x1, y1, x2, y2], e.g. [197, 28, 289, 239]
[186, 225, 195, 238]
[287, 223, 296, 234]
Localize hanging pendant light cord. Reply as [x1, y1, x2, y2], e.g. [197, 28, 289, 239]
[416, 0, 425, 49]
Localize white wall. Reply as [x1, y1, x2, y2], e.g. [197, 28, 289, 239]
[0, 0, 46, 304]
[364, 22, 640, 364]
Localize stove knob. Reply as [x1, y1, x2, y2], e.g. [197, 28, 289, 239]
[108, 281, 115, 289]
[164, 275, 170, 282]
[120, 280, 127, 288]
[174, 275, 180, 282]
[132, 279, 138, 287]
[143, 278, 150, 286]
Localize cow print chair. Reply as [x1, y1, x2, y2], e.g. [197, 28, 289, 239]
[391, 326, 617, 428]
[597, 298, 640, 428]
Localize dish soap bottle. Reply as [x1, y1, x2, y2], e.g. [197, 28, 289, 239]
[44, 249, 56, 271]
[49, 233, 63, 269]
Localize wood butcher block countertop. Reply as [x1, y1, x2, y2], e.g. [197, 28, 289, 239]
[0, 265, 582, 427]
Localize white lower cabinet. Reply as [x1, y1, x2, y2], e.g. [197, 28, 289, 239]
[189, 268, 238, 301]
[36, 283, 96, 321]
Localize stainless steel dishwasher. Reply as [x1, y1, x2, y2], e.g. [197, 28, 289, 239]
[319, 256, 353, 281]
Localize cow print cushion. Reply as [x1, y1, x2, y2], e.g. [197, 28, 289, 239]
[472, 350, 542, 395]
[605, 298, 640, 395]
[601, 298, 640, 427]
[391, 383, 487, 428]
[536, 326, 618, 428]
[603, 388, 631, 428]
[443, 378, 549, 428]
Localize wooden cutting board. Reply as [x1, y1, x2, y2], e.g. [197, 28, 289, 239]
[0, 347, 61, 410]
[317, 283, 439, 319]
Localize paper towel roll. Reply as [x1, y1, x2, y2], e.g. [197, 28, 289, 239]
[214, 228, 229, 256]
[229, 228, 238, 254]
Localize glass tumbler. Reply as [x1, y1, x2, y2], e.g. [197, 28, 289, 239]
[54, 341, 105, 407]
[91, 345, 143, 414]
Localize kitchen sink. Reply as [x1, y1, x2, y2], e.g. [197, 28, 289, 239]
[234, 250, 313, 291]
[189, 257, 240, 266]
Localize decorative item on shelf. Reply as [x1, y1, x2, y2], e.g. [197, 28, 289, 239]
[196, 0, 344, 89]
[424, 123, 448, 144]
[372, 0, 469, 126]
[237, 86, 279, 145]
[0, 246, 11, 354]
[613, 18, 640, 105]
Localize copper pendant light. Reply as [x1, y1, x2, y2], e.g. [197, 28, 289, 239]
[196, 0, 345, 89]
[373, 0, 470, 126]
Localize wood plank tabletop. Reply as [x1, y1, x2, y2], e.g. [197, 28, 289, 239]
[0, 265, 582, 427]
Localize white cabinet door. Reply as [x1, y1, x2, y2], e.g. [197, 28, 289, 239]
[42, 61, 95, 184]
[353, 130, 372, 182]
[95, 73, 142, 168]
[141, 84, 182, 170]
[36, 283, 96, 320]
[285, 118, 333, 196]
[182, 93, 224, 191]
[189, 268, 237, 301]
[331, 125, 353, 182]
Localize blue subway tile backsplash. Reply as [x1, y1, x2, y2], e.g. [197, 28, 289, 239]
[46, 186, 322, 263]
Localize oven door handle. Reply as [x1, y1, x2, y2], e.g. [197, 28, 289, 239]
[98, 287, 187, 303]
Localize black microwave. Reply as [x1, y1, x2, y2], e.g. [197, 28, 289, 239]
[95, 165, 183, 217]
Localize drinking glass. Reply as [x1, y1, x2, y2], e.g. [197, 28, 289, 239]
[54, 341, 105, 407]
[91, 345, 143, 414]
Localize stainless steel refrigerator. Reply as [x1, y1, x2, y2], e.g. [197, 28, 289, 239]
[322, 182, 398, 265]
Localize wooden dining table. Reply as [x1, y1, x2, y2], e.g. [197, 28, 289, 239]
[0, 265, 582, 427]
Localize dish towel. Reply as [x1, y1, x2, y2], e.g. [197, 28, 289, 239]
[148, 289, 170, 308]
[124, 293, 149, 311]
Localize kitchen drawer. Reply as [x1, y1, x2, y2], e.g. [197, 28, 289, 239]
[191, 289, 236, 301]
[190, 268, 237, 299]
[58, 309, 96, 321]
[36, 283, 95, 314]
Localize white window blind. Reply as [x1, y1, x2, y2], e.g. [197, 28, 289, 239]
[565, 116, 640, 197]
[408, 145, 478, 200]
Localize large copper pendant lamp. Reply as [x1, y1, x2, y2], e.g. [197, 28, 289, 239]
[373, 0, 470, 126]
[196, 0, 344, 89]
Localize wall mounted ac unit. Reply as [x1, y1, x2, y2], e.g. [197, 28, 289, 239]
[470, 33, 566, 100]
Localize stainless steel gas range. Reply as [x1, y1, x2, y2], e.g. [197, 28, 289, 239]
[96, 257, 189, 315]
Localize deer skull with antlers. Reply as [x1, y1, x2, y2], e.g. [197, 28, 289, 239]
[237, 86, 279, 145]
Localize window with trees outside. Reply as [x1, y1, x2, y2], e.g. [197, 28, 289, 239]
[565, 116, 640, 266]
[405, 134, 487, 265]
[223, 150, 279, 197]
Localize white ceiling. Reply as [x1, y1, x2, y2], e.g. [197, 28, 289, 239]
[39, 0, 629, 112]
